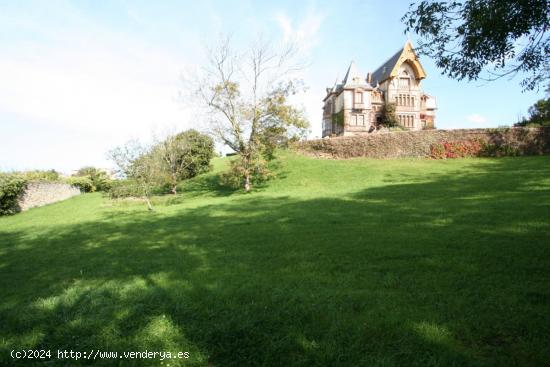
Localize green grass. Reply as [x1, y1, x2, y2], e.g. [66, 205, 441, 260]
[1, 151, 549, 366]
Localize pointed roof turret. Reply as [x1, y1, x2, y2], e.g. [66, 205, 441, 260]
[342, 61, 372, 89]
[331, 75, 339, 92]
[323, 75, 341, 101]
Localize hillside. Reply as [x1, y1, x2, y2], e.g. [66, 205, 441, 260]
[1, 151, 549, 366]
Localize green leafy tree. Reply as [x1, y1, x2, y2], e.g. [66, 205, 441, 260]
[73, 166, 111, 191]
[154, 129, 214, 194]
[381, 102, 399, 127]
[515, 97, 550, 126]
[192, 38, 309, 191]
[108, 140, 165, 210]
[402, 0, 549, 91]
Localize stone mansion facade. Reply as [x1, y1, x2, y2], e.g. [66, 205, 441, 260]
[322, 41, 437, 137]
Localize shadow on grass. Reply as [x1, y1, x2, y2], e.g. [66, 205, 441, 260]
[0, 158, 549, 366]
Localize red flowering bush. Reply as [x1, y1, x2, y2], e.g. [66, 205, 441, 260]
[430, 139, 483, 159]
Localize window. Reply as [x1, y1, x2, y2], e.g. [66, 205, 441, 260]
[396, 94, 416, 107]
[398, 114, 415, 127]
[355, 91, 363, 104]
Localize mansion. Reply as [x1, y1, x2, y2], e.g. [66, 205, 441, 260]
[322, 41, 437, 137]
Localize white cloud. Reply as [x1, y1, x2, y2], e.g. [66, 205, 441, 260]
[466, 114, 488, 124]
[2, 34, 192, 129]
[275, 9, 325, 51]
[274, 9, 325, 138]
[0, 3, 206, 172]
[0, 3, 327, 170]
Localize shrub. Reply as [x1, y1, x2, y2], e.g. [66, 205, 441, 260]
[73, 167, 112, 191]
[108, 180, 141, 198]
[0, 174, 27, 215]
[220, 155, 273, 189]
[107, 179, 170, 199]
[66, 176, 95, 193]
[18, 170, 60, 181]
[430, 139, 524, 159]
[381, 102, 399, 127]
[480, 143, 520, 157]
[430, 139, 483, 159]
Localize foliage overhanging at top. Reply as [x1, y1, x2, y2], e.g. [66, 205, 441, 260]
[402, 0, 549, 91]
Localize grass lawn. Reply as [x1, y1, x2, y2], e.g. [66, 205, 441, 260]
[1, 151, 549, 366]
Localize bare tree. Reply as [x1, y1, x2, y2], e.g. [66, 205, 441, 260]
[189, 37, 309, 191]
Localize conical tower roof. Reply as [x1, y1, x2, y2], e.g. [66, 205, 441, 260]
[342, 61, 372, 89]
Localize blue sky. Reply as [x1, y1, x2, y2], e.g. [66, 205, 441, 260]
[0, 0, 545, 172]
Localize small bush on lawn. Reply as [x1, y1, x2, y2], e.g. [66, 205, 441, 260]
[66, 176, 95, 193]
[220, 155, 273, 189]
[0, 174, 27, 215]
[430, 139, 483, 159]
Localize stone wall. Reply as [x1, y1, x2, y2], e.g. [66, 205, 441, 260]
[296, 127, 550, 159]
[18, 182, 81, 211]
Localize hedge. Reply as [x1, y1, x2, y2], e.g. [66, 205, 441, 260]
[296, 127, 550, 159]
[65, 176, 95, 193]
[0, 174, 27, 215]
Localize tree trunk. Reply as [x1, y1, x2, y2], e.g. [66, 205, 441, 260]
[145, 196, 154, 211]
[171, 174, 178, 194]
[244, 172, 251, 192]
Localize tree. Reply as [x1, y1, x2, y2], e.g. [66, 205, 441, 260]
[73, 166, 111, 191]
[381, 102, 399, 127]
[402, 0, 549, 91]
[190, 37, 309, 191]
[514, 97, 550, 126]
[108, 140, 164, 210]
[154, 129, 214, 194]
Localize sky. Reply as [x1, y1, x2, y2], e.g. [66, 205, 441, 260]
[0, 0, 545, 173]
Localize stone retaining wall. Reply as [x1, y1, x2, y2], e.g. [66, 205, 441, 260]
[296, 127, 550, 159]
[18, 182, 81, 211]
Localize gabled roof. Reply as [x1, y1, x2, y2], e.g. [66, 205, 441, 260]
[371, 48, 403, 85]
[371, 41, 426, 85]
